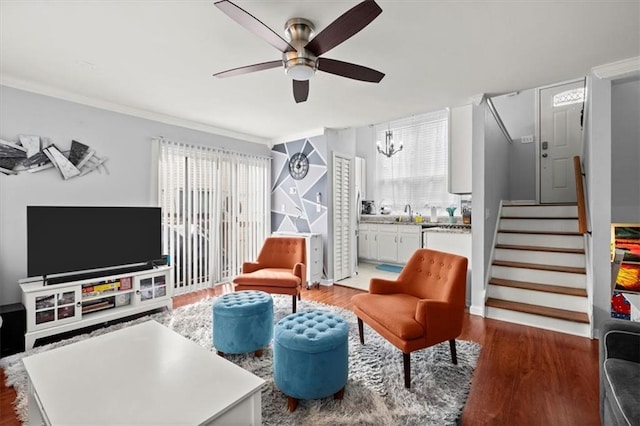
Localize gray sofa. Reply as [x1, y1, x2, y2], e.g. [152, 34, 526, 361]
[599, 319, 640, 426]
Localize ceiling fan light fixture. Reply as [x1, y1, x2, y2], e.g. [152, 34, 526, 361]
[285, 57, 317, 80]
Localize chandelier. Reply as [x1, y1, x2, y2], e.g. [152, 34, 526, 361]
[377, 129, 403, 158]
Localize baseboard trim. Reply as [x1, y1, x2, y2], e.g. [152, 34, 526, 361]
[469, 305, 485, 317]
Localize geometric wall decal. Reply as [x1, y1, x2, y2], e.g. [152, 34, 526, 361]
[308, 150, 326, 166]
[271, 134, 328, 276]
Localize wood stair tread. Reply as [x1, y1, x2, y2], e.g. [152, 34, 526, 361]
[503, 203, 577, 207]
[488, 278, 587, 297]
[486, 298, 589, 324]
[501, 216, 578, 220]
[495, 244, 585, 254]
[498, 229, 582, 236]
[492, 260, 586, 274]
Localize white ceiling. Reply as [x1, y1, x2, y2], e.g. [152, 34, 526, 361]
[1, 1, 639, 144]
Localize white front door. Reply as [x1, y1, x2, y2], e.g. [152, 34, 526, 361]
[538, 79, 585, 203]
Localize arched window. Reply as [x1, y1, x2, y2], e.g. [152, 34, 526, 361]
[553, 88, 585, 107]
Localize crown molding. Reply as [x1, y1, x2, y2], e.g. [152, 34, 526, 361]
[0, 76, 270, 146]
[592, 56, 640, 80]
[270, 128, 326, 146]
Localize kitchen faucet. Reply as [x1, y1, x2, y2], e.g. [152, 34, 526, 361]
[404, 204, 413, 222]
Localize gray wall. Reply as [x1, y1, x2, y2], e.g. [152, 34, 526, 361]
[483, 103, 512, 270]
[0, 85, 270, 304]
[491, 90, 537, 201]
[611, 77, 640, 222]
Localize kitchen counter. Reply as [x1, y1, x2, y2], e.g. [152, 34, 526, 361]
[360, 215, 470, 232]
[423, 225, 472, 234]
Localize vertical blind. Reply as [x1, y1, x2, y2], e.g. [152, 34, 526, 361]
[157, 139, 270, 294]
[375, 110, 460, 216]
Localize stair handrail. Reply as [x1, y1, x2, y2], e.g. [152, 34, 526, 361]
[573, 155, 588, 234]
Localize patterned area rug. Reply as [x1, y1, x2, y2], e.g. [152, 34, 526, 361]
[1, 295, 481, 425]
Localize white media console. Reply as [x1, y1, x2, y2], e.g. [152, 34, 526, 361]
[20, 265, 172, 349]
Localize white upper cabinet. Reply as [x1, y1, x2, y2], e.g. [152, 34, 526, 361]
[448, 104, 473, 194]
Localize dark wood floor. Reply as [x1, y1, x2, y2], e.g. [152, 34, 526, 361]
[1, 284, 600, 426]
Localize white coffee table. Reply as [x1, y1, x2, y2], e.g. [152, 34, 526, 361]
[22, 320, 265, 425]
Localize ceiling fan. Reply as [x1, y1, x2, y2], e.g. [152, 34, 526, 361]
[213, 0, 385, 103]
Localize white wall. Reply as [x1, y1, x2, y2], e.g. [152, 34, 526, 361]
[611, 77, 640, 222]
[355, 125, 377, 202]
[0, 86, 270, 304]
[470, 103, 486, 315]
[585, 75, 613, 333]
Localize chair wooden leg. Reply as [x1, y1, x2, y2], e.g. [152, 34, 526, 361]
[449, 339, 458, 365]
[403, 352, 411, 388]
[298, 292, 301, 300]
[334, 386, 345, 400]
[357, 317, 364, 344]
[287, 396, 298, 412]
[254, 349, 263, 357]
[292, 295, 297, 313]
[217, 350, 225, 357]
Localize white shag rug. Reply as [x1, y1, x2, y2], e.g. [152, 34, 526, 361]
[1, 295, 481, 425]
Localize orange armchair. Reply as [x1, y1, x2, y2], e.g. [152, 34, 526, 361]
[233, 236, 306, 312]
[351, 248, 468, 388]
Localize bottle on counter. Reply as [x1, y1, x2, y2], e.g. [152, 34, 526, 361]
[430, 206, 438, 223]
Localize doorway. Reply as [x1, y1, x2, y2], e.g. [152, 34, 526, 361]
[537, 79, 585, 203]
[332, 153, 353, 281]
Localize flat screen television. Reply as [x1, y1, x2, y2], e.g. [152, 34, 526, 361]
[27, 206, 162, 281]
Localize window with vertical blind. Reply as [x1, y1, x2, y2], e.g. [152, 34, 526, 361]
[375, 109, 460, 216]
[157, 139, 270, 294]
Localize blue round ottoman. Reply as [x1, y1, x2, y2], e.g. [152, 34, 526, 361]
[273, 310, 349, 412]
[213, 290, 273, 357]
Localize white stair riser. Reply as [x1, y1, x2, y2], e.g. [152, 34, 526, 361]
[500, 218, 578, 233]
[492, 265, 586, 288]
[502, 205, 578, 218]
[487, 285, 588, 312]
[486, 307, 591, 337]
[494, 248, 585, 268]
[497, 232, 584, 250]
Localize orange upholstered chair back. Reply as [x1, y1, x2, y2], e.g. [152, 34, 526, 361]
[256, 237, 306, 269]
[397, 248, 468, 308]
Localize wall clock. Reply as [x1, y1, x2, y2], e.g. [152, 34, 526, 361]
[289, 152, 309, 180]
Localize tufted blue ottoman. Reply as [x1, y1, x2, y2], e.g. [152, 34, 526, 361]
[213, 290, 273, 357]
[273, 310, 349, 412]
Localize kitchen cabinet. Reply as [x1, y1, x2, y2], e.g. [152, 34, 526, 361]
[377, 225, 398, 262]
[397, 226, 422, 263]
[358, 223, 421, 264]
[448, 104, 473, 194]
[358, 223, 377, 261]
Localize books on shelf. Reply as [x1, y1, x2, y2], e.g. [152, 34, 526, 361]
[82, 298, 115, 314]
[82, 281, 121, 295]
[120, 277, 133, 291]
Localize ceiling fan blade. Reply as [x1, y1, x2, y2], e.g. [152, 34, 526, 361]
[305, 0, 382, 57]
[213, 60, 282, 78]
[214, 0, 295, 53]
[317, 58, 384, 83]
[293, 80, 309, 103]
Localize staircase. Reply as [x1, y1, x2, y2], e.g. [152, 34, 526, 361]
[485, 202, 590, 337]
